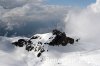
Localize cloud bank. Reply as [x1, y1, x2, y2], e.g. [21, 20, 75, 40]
[64, 0, 100, 43]
[0, 0, 99, 40]
[0, 0, 69, 37]
[0, 0, 43, 9]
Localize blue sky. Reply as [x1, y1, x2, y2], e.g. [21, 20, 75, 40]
[46, 0, 96, 8]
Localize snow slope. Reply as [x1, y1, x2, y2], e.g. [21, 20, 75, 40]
[0, 32, 100, 66]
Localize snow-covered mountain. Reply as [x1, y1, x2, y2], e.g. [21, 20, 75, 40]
[1, 0, 100, 66]
[11, 30, 78, 57]
[0, 29, 100, 66]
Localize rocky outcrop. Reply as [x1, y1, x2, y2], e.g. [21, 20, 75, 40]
[49, 29, 74, 46]
[12, 29, 79, 57]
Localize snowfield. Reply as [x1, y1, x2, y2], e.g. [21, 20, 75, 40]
[0, 32, 100, 66]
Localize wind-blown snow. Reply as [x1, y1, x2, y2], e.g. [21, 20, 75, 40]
[1, 0, 100, 66]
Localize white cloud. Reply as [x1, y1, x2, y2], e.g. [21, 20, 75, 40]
[0, 0, 69, 36]
[1, 4, 68, 29]
[64, 0, 100, 43]
[0, 0, 44, 9]
[90, 0, 100, 13]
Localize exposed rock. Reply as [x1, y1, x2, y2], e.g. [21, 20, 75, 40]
[49, 29, 75, 46]
[31, 36, 39, 39]
[12, 39, 27, 47]
[12, 29, 79, 57]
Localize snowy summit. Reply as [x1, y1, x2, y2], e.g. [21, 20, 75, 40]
[12, 29, 78, 57]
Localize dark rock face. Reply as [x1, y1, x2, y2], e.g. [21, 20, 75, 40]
[49, 29, 75, 46]
[52, 29, 62, 35]
[31, 36, 39, 39]
[37, 48, 45, 57]
[12, 38, 45, 57]
[12, 39, 27, 47]
[12, 39, 34, 51]
[12, 29, 79, 57]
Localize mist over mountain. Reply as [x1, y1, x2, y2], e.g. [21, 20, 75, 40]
[1, 0, 100, 66]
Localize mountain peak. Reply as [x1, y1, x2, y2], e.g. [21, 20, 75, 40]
[12, 29, 79, 57]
